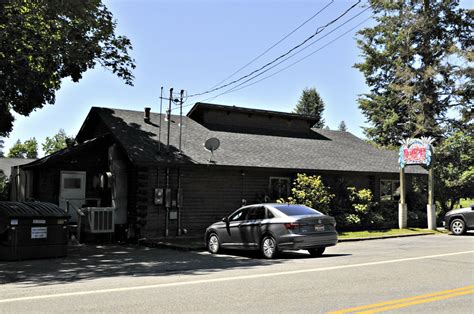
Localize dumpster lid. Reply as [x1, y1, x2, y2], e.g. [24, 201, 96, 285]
[0, 202, 69, 219]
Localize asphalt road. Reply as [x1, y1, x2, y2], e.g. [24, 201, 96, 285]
[1, 233, 473, 313]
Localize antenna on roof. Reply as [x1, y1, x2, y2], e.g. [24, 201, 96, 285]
[204, 137, 220, 163]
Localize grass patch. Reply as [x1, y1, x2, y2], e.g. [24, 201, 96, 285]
[338, 228, 444, 239]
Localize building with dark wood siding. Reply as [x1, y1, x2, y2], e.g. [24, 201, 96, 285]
[16, 103, 426, 239]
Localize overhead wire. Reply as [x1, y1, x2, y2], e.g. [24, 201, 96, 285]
[178, 11, 372, 109]
[208, 0, 335, 90]
[201, 11, 373, 103]
[187, 0, 362, 98]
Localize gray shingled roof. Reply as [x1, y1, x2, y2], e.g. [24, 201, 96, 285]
[87, 107, 426, 175]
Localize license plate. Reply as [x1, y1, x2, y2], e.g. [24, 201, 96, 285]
[314, 225, 325, 232]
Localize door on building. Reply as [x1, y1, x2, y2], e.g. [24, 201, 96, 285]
[59, 171, 86, 222]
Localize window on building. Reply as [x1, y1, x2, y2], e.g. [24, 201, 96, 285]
[380, 180, 400, 202]
[269, 177, 290, 200]
[63, 178, 82, 189]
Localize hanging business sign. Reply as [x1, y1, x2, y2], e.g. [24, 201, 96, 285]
[399, 137, 435, 168]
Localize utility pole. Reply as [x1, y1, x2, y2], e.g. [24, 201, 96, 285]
[179, 89, 184, 154]
[167, 88, 173, 153]
[158, 86, 163, 153]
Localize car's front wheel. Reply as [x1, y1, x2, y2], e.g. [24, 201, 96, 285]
[207, 233, 220, 254]
[261, 235, 278, 259]
[450, 218, 466, 235]
[308, 247, 325, 257]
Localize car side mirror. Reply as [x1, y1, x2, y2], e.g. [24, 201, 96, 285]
[222, 217, 229, 223]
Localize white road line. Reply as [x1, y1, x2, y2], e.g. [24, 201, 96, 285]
[1, 250, 473, 303]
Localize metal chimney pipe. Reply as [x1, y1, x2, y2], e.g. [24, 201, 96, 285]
[144, 107, 151, 123]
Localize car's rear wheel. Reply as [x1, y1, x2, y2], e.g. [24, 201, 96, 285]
[261, 235, 277, 259]
[450, 218, 466, 235]
[308, 247, 325, 257]
[207, 233, 220, 254]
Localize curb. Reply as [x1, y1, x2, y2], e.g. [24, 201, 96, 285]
[142, 240, 205, 252]
[338, 232, 438, 242]
[142, 232, 443, 251]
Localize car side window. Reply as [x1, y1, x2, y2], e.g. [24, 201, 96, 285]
[229, 208, 248, 221]
[247, 206, 266, 220]
[265, 208, 274, 219]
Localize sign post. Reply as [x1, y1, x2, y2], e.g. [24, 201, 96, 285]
[399, 167, 407, 229]
[399, 137, 435, 230]
[427, 167, 436, 230]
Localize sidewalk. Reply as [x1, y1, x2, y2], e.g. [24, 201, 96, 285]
[142, 230, 443, 252]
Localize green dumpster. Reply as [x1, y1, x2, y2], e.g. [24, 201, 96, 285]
[0, 202, 69, 260]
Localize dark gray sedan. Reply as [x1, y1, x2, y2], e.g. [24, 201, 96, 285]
[204, 204, 338, 258]
[444, 205, 474, 235]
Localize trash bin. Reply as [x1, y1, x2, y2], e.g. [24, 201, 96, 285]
[0, 202, 69, 260]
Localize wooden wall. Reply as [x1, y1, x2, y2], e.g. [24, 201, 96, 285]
[30, 146, 111, 206]
[128, 164, 412, 238]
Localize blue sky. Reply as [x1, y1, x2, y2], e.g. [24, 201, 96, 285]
[3, 0, 470, 156]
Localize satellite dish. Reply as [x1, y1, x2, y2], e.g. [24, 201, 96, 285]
[204, 138, 220, 152]
[204, 137, 220, 163]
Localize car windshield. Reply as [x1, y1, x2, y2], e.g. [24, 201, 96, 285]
[273, 204, 323, 216]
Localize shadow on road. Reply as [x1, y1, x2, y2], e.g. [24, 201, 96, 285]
[0, 244, 327, 287]
[201, 248, 351, 260]
[0, 245, 351, 287]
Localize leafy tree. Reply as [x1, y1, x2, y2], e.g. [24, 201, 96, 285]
[338, 121, 347, 131]
[0, 170, 8, 200]
[0, 0, 136, 136]
[435, 131, 474, 213]
[354, 0, 472, 146]
[7, 138, 38, 158]
[278, 173, 334, 214]
[42, 129, 74, 155]
[294, 87, 325, 128]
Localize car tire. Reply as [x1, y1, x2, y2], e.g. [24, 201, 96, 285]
[261, 235, 278, 259]
[308, 248, 325, 257]
[207, 233, 220, 254]
[450, 218, 466, 235]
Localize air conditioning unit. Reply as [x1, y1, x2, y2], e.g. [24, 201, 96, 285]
[84, 207, 115, 233]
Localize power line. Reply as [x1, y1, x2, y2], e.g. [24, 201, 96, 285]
[201, 11, 372, 102]
[187, 0, 362, 98]
[206, 16, 374, 102]
[179, 12, 372, 110]
[208, 0, 335, 90]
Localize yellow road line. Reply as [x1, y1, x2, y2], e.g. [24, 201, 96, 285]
[357, 289, 474, 313]
[328, 285, 474, 314]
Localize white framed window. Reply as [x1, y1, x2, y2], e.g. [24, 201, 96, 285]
[380, 180, 400, 202]
[269, 177, 290, 200]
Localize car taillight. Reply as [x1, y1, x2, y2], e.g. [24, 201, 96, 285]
[284, 222, 300, 229]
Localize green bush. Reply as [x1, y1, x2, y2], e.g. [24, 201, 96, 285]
[278, 173, 334, 215]
[348, 187, 378, 228]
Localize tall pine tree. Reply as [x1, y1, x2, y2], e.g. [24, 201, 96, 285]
[294, 87, 325, 128]
[355, 0, 472, 147]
